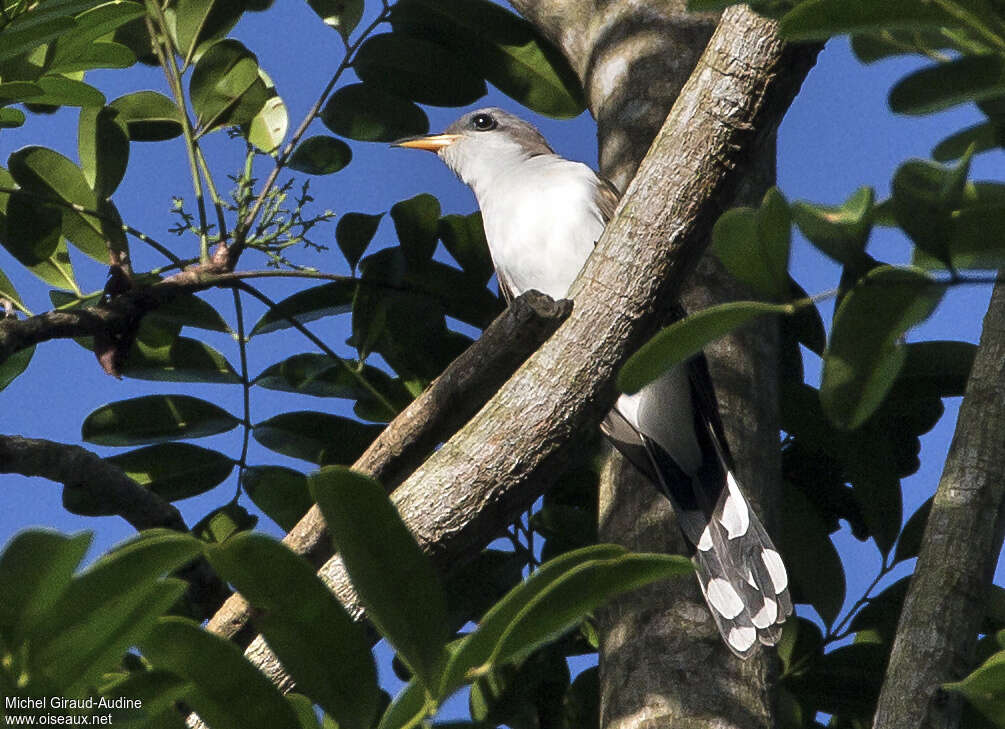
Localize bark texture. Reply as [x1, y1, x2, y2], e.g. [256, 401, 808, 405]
[207, 290, 572, 643]
[873, 279, 1005, 729]
[236, 4, 818, 699]
[507, 0, 717, 191]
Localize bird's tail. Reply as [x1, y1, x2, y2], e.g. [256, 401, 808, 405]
[602, 359, 792, 657]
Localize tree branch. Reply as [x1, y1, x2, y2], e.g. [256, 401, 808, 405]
[206, 290, 573, 642]
[873, 278, 1005, 729]
[229, 4, 819, 696]
[0, 435, 229, 618]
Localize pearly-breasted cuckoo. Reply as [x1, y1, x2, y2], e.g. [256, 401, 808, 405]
[396, 107, 791, 656]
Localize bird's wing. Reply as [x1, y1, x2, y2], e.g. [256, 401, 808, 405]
[593, 176, 621, 225]
[495, 269, 517, 305]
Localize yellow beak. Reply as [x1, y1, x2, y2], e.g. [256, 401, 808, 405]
[393, 133, 461, 152]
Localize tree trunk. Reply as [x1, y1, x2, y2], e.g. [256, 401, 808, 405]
[510, 2, 792, 726]
[873, 278, 1005, 729]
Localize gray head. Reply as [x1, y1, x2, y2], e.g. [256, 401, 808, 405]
[395, 108, 554, 188]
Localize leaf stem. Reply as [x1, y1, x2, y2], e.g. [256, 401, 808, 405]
[231, 5, 392, 255]
[0, 186, 181, 265]
[929, 0, 1005, 53]
[144, 2, 212, 262]
[827, 552, 895, 644]
[235, 281, 399, 417]
[232, 288, 252, 498]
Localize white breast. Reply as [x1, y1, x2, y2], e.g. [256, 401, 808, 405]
[474, 155, 605, 300]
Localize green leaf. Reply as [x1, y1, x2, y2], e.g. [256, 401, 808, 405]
[618, 301, 794, 395]
[241, 466, 312, 531]
[189, 39, 266, 131]
[0, 345, 34, 392]
[321, 83, 429, 143]
[307, 0, 364, 39]
[933, 122, 1005, 161]
[252, 411, 382, 465]
[141, 617, 301, 729]
[0, 107, 26, 128]
[0, 16, 75, 65]
[353, 34, 486, 107]
[78, 106, 130, 198]
[439, 545, 628, 696]
[27, 239, 78, 291]
[391, 193, 440, 263]
[0, 190, 60, 264]
[122, 335, 241, 383]
[946, 651, 1005, 727]
[891, 154, 972, 266]
[246, 93, 288, 153]
[207, 534, 378, 729]
[378, 679, 427, 729]
[105, 443, 235, 502]
[489, 553, 690, 667]
[193, 503, 258, 543]
[891, 55, 1005, 115]
[82, 394, 240, 446]
[821, 266, 944, 430]
[8, 145, 128, 262]
[791, 187, 874, 266]
[152, 293, 230, 332]
[851, 29, 960, 64]
[288, 135, 352, 175]
[0, 267, 22, 306]
[0, 530, 91, 635]
[889, 340, 977, 401]
[777, 481, 846, 627]
[336, 211, 383, 269]
[439, 212, 493, 285]
[389, 0, 584, 118]
[30, 530, 201, 694]
[109, 91, 184, 141]
[847, 439, 902, 556]
[786, 642, 886, 718]
[253, 353, 408, 415]
[30, 76, 106, 107]
[173, 0, 245, 67]
[310, 467, 449, 691]
[48, 40, 135, 73]
[894, 497, 932, 563]
[250, 279, 356, 335]
[48, 1, 144, 72]
[0, 82, 44, 102]
[780, 0, 965, 40]
[913, 204, 1005, 271]
[712, 187, 791, 300]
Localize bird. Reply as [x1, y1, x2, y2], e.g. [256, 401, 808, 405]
[396, 107, 791, 656]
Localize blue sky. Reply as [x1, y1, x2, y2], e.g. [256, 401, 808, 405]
[1, 3, 1003, 699]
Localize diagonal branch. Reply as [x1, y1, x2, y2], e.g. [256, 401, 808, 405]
[231, 4, 820, 694]
[207, 289, 573, 642]
[873, 277, 1005, 729]
[0, 434, 186, 531]
[0, 435, 229, 618]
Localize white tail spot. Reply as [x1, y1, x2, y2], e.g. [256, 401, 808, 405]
[718, 471, 750, 539]
[728, 625, 757, 653]
[761, 549, 788, 593]
[697, 525, 713, 551]
[751, 597, 778, 629]
[705, 578, 744, 619]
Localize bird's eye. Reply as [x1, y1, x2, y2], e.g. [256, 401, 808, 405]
[471, 113, 497, 131]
